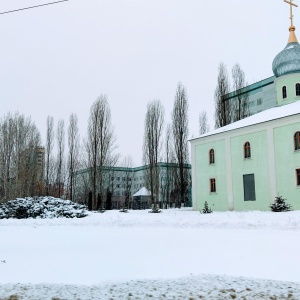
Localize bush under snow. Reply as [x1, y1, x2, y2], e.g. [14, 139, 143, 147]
[0, 197, 88, 219]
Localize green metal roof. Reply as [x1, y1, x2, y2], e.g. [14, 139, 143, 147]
[75, 162, 191, 175]
[224, 76, 274, 101]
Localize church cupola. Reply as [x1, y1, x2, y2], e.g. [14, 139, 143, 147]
[272, 26, 300, 78]
[273, 0, 300, 106]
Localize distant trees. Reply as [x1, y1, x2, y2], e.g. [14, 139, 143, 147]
[104, 152, 120, 209]
[45, 116, 54, 196]
[67, 114, 80, 201]
[0, 113, 41, 201]
[44, 115, 79, 200]
[143, 100, 164, 207]
[0, 85, 199, 206]
[56, 119, 65, 199]
[1, 115, 15, 200]
[232, 63, 250, 121]
[85, 95, 116, 210]
[214, 62, 231, 129]
[121, 155, 134, 208]
[15, 115, 42, 198]
[172, 83, 190, 207]
[199, 110, 210, 135]
[160, 124, 174, 208]
[215, 62, 250, 128]
[104, 153, 120, 197]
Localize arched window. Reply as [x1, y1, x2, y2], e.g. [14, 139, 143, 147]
[209, 149, 215, 164]
[244, 142, 251, 159]
[282, 86, 287, 99]
[295, 131, 300, 150]
[296, 169, 300, 186]
[296, 84, 300, 96]
[210, 178, 216, 192]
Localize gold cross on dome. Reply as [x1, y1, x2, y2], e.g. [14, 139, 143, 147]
[284, 0, 298, 26]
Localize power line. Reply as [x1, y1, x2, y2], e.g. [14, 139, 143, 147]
[0, 0, 69, 15]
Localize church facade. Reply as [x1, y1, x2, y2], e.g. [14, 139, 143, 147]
[190, 11, 300, 211]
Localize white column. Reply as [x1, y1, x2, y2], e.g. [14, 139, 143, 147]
[267, 127, 277, 202]
[225, 136, 234, 211]
[191, 142, 198, 211]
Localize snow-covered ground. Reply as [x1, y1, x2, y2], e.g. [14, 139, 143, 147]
[1, 209, 300, 299]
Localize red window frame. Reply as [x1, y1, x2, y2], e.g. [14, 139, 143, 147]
[209, 149, 215, 164]
[296, 169, 300, 186]
[244, 142, 251, 159]
[295, 132, 300, 151]
[210, 178, 216, 193]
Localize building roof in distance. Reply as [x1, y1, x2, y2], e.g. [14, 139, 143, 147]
[133, 187, 151, 197]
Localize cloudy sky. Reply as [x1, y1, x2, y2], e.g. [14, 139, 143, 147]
[0, 0, 295, 164]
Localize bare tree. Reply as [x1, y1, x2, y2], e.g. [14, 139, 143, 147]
[143, 100, 164, 208]
[103, 152, 120, 209]
[72, 144, 91, 205]
[172, 83, 189, 207]
[0, 113, 16, 201]
[0, 112, 41, 201]
[232, 63, 250, 121]
[67, 114, 80, 201]
[214, 62, 231, 128]
[47, 154, 56, 196]
[86, 95, 116, 210]
[161, 124, 175, 208]
[56, 119, 65, 198]
[199, 110, 210, 135]
[45, 116, 54, 196]
[106, 153, 120, 191]
[121, 155, 134, 209]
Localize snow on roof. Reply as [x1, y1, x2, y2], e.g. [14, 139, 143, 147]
[133, 187, 151, 197]
[191, 100, 300, 141]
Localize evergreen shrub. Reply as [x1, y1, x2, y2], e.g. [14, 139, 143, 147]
[270, 196, 292, 212]
[200, 201, 213, 214]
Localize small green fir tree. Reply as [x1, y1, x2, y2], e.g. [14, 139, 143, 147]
[270, 196, 292, 212]
[201, 201, 212, 214]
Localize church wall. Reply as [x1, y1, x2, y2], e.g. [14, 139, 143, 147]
[275, 74, 300, 106]
[194, 140, 228, 211]
[273, 123, 300, 210]
[190, 112, 300, 211]
[230, 131, 271, 211]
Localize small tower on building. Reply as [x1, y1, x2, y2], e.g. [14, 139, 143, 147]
[273, 0, 300, 105]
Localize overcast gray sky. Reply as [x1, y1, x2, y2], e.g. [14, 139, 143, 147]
[0, 0, 295, 164]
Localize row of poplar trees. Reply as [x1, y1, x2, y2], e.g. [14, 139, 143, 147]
[0, 85, 190, 209]
[0, 96, 115, 207]
[44, 95, 118, 210]
[199, 62, 250, 136]
[0, 63, 246, 205]
[214, 62, 250, 128]
[0, 113, 41, 200]
[143, 83, 190, 209]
